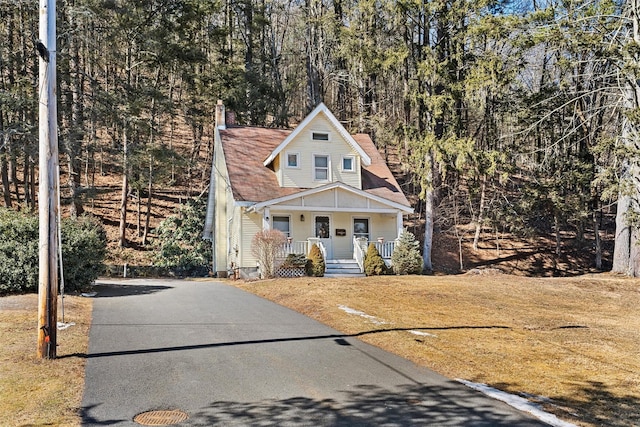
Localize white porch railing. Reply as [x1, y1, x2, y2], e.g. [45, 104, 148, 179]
[353, 236, 367, 273]
[375, 240, 396, 259]
[278, 238, 327, 260]
[278, 237, 396, 272]
[316, 241, 327, 261]
[278, 240, 309, 258]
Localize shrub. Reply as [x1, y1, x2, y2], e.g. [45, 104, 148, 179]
[61, 215, 107, 292]
[364, 243, 387, 276]
[0, 209, 107, 295]
[0, 209, 39, 294]
[282, 253, 307, 268]
[154, 197, 212, 275]
[306, 243, 325, 277]
[251, 229, 286, 278]
[391, 229, 423, 275]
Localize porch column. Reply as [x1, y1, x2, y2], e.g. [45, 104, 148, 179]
[396, 212, 404, 236]
[263, 207, 271, 230]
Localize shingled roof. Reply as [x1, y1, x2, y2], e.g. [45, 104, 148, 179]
[219, 126, 411, 207]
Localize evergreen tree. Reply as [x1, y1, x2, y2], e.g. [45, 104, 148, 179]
[306, 243, 325, 277]
[364, 243, 387, 276]
[391, 229, 423, 275]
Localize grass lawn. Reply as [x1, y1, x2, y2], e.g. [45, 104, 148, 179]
[0, 295, 91, 426]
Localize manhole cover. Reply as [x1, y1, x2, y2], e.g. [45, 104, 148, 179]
[133, 409, 189, 425]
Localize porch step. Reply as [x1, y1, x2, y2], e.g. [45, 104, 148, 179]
[324, 259, 365, 278]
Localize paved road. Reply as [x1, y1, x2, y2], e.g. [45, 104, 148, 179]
[81, 279, 548, 426]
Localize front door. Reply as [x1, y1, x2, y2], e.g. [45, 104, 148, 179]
[314, 215, 333, 259]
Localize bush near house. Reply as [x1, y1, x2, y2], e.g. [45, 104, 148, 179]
[251, 229, 286, 278]
[0, 209, 107, 295]
[364, 243, 388, 276]
[154, 198, 212, 275]
[306, 243, 325, 277]
[391, 229, 423, 275]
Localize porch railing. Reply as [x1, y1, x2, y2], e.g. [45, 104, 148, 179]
[375, 240, 396, 259]
[278, 240, 309, 258]
[277, 238, 327, 260]
[316, 240, 327, 261]
[353, 236, 367, 273]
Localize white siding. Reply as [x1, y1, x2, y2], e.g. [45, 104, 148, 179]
[239, 210, 262, 268]
[278, 114, 362, 189]
[304, 191, 335, 207]
[337, 191, 368, 208]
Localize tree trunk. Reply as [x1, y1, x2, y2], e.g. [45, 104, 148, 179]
[554, 212, 561, 256]
[613, 193, 633, 274]
[594, 208, 602, 270]
[0, 153, 10, 208]
[0, 113, 11, 207]
[612, 0, 640, 276]
[136, 188, 141, 238]
[118, 129, 128, 248]
[22, 151, 31, 208]
[472, 175, 486, 251]
[142, 164, 153, 246]
[422, 152, 435, 273]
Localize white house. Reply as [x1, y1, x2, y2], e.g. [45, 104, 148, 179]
[203, 101, 413, 277]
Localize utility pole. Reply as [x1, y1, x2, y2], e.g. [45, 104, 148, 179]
[37, 0, 59, 359]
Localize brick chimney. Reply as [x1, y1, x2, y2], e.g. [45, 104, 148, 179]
[215, 100, 226, 130]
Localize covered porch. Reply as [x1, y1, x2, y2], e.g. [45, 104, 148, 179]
[247, 183, 412, 274]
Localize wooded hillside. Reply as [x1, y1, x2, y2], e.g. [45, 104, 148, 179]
[2, 0, 640, 275]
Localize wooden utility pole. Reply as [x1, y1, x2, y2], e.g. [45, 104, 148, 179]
[37, 0, 59, 359]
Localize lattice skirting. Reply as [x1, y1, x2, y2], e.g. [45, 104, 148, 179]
[275, 266, 306, 278]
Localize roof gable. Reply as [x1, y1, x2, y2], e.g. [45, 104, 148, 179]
[249, 182, 413, 213]
[263, 103, 371, 167]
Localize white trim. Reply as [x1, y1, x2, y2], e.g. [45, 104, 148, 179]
[248, 182, 413, 214]
[285, 151, 300, 169]
[263, 103, 371, 167]
[262, 207, 271, 230]
[261, 205, 402, 214]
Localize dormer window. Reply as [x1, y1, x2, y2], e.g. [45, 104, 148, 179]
[312, 132, 329, 141]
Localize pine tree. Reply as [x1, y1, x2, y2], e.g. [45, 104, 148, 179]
[391, 229, 423, 275]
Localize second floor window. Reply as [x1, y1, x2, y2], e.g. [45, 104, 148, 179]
[314, 155, 329, 181]
[286, 152, 299, 168]
[342, 156, 355, 172]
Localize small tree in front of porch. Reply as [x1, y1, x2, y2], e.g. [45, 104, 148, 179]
[364, 243, 388, 276]
[251, 229, 287, 279]
[391, 229, 423, 275]
[306, 243, 325, 277]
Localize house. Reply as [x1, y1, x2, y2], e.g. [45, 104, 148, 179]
[203, 101, 413, 278]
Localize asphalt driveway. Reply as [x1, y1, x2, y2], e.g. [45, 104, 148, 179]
[81, 278, 549, 426]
